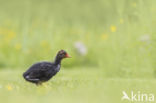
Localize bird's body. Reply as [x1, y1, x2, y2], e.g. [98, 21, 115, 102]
[23, 50, 70, 85]
[23, 61, 60, 84]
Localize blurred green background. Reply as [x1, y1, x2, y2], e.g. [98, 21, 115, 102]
[0, 0, 156, 103]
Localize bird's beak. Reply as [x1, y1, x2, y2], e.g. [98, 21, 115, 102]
[65, 53, 71, 58]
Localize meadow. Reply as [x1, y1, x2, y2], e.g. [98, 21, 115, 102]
[0, 0, 156, 103]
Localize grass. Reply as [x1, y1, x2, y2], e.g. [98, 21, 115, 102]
[0, 68, 156, 103]
[0, 0, 156, 102]
[0, 0, 155, 71]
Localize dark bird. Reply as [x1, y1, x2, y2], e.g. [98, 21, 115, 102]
[23, 50, 71, 85]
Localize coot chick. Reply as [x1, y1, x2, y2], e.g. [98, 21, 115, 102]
[23, 50, 71, 85]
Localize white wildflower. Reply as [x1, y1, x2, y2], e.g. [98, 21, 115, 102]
[139, 34, 150, 43]
[74, 41, 87, 56]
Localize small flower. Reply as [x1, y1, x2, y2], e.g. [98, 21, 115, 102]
[6, 85, 13, 91]
[120, 19, 124, 24]
[15, 43, 22, 50]
[132, 2, 137, 7]
[110, 26, 117, 32]
[101, 34, 108, 40]
[40, 40, 49, 47]
[139, 34, 151, 43]
[74, 41, 87, 56]
[4, 31, 16, 43]
[0, 84, 2, 89]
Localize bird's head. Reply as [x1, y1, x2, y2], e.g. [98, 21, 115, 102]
[57, 50, 71, 59]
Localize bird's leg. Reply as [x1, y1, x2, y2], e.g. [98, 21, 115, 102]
[36, 82, 42, 86]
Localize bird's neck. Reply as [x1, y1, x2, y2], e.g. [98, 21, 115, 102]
[54, 56, 62, 65]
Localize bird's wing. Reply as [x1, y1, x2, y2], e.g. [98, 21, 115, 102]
[25, 62, 54, 79]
